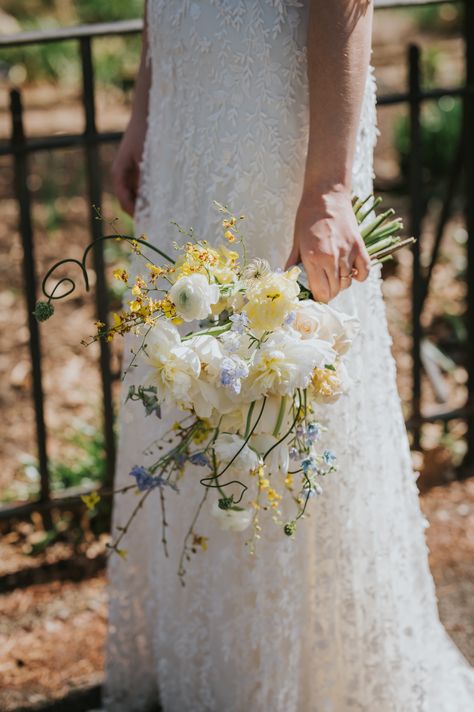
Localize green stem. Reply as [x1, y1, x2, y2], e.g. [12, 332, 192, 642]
[244, 401, 257, 439]
[272, 396, 287, 437]
[182, 321, 232, 341]
[360, 209, 395, 239]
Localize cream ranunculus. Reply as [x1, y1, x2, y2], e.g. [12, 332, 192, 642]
[213, 432, 260, 474]
[243, 267, 301, 334]
[294, 300, 359, 355]
[244, 330, 335, 400]
[210, 500, 252, 532]
[169, 273, 220, 322]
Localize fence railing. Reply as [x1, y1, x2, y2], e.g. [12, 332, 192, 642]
[0, 0, 473, 526]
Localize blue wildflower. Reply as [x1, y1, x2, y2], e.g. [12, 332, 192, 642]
[189, 452, 210, 467]
[229, 312, 249, 334]
[301, 456, 317, 475]
[129, 465, 163, 492]
[219, 356, 249, 395]
[301, 482, 323, 499]
[173, 452, 187, 468]
[296, 424, 306, 439]
[322, 449, 336, 466]
[284, 311, 296, 326]
[306, 422, 321, 443]
[289, 447, 300, 461]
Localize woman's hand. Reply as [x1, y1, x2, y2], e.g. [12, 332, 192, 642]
[112, 116, 147, 217]
[285, 186, 371, 302]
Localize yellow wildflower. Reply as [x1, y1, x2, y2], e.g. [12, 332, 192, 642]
[192, 534, 209, 552]
[129, 299, 142, 313]
[267, 488, 282, 502]
[81, 491, 100, 510]
[159, 296, 177, 319]
[284, 473, 293, 489]
[224, 230, 236, 243]
[113, 268, 128, 283]
[146, 263, 165, 281]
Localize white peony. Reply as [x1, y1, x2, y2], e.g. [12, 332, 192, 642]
[169, 273, 220, 322]
[213, 432, 260, 474]
[184, 334, 241, 418]
[293, 300, 359, 355]
[186, 334, 225, 377]
[142, 321, 201, 408]
[210, 500, 252, 532]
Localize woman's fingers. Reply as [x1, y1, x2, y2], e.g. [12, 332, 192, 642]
[352, 239, 371, 282]
[337, 251, 354, 291]
[305, 261, 331, 303]
[323, 259, 341, 301]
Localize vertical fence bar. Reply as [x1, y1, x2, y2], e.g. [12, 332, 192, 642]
[463, 0, 474, 474]
[80, 36, 116, 489]
[409, 44, 423, 450]
[10, 89, 52, 526]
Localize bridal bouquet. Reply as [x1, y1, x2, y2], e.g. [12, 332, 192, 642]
[35, 197, 413, 580]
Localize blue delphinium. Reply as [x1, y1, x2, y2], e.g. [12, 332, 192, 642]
[189, 452, 210, 467]
[129, 465, 164, 492]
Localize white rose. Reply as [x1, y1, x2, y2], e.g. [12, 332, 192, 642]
[211, 499, 252, 532]
[294, 300, 359, 355]
[169, 273, 220, 322]
[213, 433, 260, 474]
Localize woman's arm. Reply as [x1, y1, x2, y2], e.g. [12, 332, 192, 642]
[112, 3, 151, 216]
[286, 0, 374, 302]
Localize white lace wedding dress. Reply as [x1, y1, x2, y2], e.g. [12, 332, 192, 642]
[104, 2, 474, 711]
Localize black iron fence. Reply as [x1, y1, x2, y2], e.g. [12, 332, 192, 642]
[1, 1, 473, 526]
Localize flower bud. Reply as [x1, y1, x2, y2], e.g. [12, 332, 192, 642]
[33, 301, 54, 322]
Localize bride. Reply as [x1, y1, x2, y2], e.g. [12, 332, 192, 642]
[105, 2, 474, 710]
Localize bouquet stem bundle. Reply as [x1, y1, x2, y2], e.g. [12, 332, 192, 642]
[352, 194, 415, 264]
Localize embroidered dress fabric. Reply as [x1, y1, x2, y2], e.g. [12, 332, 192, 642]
[104, 2, 474, 710]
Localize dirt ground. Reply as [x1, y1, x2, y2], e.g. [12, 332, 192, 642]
[0, 7, 473, 711]
[0, 477, 473, 712]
